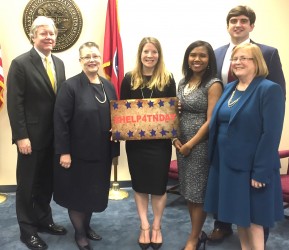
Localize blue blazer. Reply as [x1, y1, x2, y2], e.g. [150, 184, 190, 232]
[208, 77, 285, 183]
[214, 41, 286, 96]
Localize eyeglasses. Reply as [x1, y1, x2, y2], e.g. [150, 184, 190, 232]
[230, 57, 254, 63]
[80, 55, 101, 61]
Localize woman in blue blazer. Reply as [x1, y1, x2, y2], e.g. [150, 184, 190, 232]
[204, 43, 285, 249]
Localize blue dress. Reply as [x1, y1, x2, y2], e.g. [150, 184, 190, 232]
[204, 89, 284, 228]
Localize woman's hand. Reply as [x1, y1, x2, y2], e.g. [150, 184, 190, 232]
[172, 138, 182, 151]
[179, 143, 192, 157]
[60, 154, 72, 169]
[251, 179, 266, 189]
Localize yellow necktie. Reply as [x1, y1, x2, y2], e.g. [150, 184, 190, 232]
[45, 57, 55, 92]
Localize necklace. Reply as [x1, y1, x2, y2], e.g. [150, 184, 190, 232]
[94, 82, 107, 104]
[140, 88, 153, 99]
[183, 80, 201, 95]
[227, 87, 241, 108]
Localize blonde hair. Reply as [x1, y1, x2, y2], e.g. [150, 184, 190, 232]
[131, 37, 172, 91]
[232, 43, 268, 77]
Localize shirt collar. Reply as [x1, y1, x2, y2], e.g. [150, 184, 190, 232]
[34, 47, 52, 61]
[229, 38, 251, 50]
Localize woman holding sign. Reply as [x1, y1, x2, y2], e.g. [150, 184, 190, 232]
[54, 42, 119, 250]
[120, 37, 176, 250]
[173, 41, 223, 250]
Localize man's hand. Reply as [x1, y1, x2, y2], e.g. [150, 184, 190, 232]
[17, 138, 32, 155]
[60, 154, 72, 169]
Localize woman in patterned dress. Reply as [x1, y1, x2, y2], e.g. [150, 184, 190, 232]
[173, 41, 223, 250]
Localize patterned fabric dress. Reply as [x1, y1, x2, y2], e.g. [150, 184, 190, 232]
[177, 78, 221, 203]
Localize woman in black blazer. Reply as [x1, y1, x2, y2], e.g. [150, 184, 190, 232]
[53, 42, 119, 250]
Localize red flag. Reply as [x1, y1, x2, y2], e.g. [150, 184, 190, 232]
[0, 45, 4, 110]
[103, 0, 124, 99]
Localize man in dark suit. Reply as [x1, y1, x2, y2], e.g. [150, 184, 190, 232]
[209, 5, 286, 242]
[7, 16, 67, 250]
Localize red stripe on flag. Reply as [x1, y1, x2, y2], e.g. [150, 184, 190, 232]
[0, 46, 4, 110]
[103, 0, 124, 100]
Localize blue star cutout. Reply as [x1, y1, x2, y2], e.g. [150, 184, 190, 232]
[139, 130, 145, 137]
[114, 131, 121, 140]
[158, 99, 164, 107]
[125, 101, 131, 109]
[160, 129, 168, 136]
[137, 100, 143, 108]
[148, 100, 154, 107]
[171, 128, 178, 137]
[150, 129, 156, 137]
[169, 98, 175, 107]
[127, 131, 134, 138]
[112, 102, 118, 109]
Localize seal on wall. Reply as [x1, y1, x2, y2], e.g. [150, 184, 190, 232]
[23, 0, 83, 52]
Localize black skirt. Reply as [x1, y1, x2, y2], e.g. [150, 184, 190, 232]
[125, 139, 172, 195]
[53, 155, 112, 213]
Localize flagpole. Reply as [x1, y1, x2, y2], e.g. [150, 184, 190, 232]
[108, 157, 129, 200]
[0, 194, 7, 203]
[103, 0, 128, 200]
[0, 44, 8, 203]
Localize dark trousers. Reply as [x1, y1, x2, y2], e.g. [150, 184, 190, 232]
[16, 147, 54, 236]
[214, 220, 270, 243]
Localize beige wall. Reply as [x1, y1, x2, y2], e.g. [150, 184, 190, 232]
[0, 0, 288, 185]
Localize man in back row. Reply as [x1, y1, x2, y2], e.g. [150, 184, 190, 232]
[209, 5, 286, 243]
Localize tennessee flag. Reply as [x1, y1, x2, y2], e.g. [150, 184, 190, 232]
[103, 0, 124, 99]
[0, 45, 4, 110]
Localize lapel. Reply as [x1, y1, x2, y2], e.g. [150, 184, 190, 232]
[79, 72, 116, 102]
[213, 79, 237, 117]
[102, 78, 115, 101]
[209, 80, 237, 140]
[229, 77, 263, 124]
[30, 48, 55, 97]
[80, 71, 93, 97]
[51, 55, 61, 92]
[216, 44, 229, 78]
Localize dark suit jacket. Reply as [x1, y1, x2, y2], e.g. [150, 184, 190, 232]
[7, 48, 66, 150]
[209, 77, 285, 183]
[214, 41, 286, 96]
[54, 72, 120, 161]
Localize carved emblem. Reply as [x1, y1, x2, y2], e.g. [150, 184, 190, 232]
[23, 0, 83, 52]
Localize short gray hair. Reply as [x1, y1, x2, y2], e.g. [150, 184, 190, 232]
[29, 16, 58, 43]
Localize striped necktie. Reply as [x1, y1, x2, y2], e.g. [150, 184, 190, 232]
[45, 57, 55, 92]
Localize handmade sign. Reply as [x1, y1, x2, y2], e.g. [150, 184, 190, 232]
[110, 97, 180, 140]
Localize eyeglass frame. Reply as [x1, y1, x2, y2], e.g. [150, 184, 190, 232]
[80, 55, 101, 62]
[230, 57, 254, 63]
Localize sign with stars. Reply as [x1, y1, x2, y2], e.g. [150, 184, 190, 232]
[110, 97, 180, 140]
